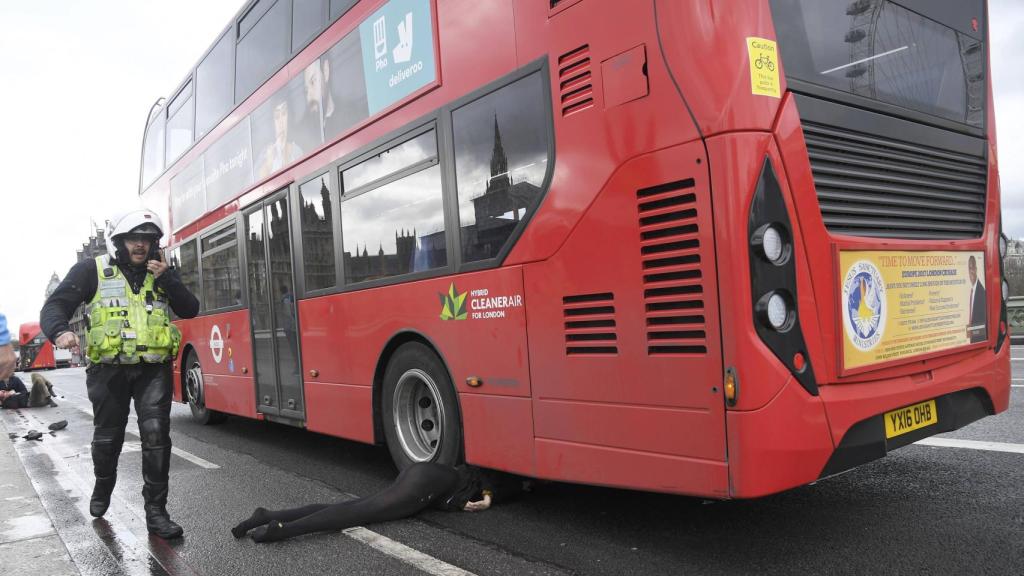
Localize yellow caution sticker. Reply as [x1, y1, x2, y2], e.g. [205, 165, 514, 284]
[747, 37, 781, 98]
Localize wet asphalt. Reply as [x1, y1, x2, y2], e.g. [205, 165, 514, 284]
[3, 348, 1022, 576]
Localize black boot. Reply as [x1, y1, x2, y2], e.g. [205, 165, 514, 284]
[137, 367, 181, 539]
[143, 483, 183, 539]
[89, 430, 123, 518]
[141, 432, 182, 539]
[90, 474, 116, 517]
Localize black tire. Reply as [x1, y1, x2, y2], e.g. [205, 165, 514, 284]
[184, 350, 227, 425]
[382, 342, 462, 470]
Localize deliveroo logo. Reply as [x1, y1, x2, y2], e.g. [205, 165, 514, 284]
[393, 12, 413, 64]
[360, 0, 435, 114]
[439, 283, 467, 321]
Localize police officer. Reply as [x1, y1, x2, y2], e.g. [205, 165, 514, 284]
[41, 209, 198, 539]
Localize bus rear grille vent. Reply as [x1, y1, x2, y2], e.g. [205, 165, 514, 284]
[558, 45, 593, 117]
[803, 121, 987, 239]
[637, 179, 708, 355]
[563, 292, 617, 355]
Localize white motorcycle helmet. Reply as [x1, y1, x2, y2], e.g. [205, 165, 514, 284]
[105, 209, 165, 263]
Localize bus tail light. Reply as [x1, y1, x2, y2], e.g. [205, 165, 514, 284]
[793, 352, 806, 372]
[748, 159, 818, 396]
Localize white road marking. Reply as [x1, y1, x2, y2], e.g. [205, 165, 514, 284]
[916, 438, 1024, 454]
[58, 389, 220, 469]
[344, 527, 479, 576]
[167, 446, 220, 469]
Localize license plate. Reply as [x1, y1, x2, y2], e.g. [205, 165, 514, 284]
[884, 399, 938, 439]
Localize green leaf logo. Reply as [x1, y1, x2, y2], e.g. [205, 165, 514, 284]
[439, 283, 468, 320]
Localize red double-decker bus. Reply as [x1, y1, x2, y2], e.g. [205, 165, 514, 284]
[139, 0, 1010, 498]
[19, 322, 56, 371]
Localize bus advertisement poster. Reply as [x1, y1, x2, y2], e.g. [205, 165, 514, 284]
[839, 250, 987, 371]
[359, 0, 436, 115]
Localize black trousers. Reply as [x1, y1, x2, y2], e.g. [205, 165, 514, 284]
[251, 462, 460, 540]
[86, 362, 173, 508]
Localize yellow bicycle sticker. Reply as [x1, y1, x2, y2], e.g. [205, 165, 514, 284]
[747, 37, 780, 98]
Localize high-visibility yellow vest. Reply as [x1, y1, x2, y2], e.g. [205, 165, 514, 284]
[86, 256, 181, 364]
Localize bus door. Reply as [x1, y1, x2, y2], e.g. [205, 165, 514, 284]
[244, 191, 305, 421]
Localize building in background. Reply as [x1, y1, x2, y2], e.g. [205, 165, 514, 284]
[67, 226, 107, 366]
[45, 273, 61, 299]
[1006, 237, 1024, 298]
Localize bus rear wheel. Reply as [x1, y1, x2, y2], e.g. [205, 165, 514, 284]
[382, 343, 462, 470]
[184, 350, 227, 425]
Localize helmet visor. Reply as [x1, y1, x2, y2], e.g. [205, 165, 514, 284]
[126, 223, 162, 237]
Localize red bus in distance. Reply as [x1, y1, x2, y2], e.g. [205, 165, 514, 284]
[140, 0, 1010, 498]
[19, 322, 55, 371]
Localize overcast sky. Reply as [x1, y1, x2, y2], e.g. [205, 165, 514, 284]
[0, 1, 1021, 331]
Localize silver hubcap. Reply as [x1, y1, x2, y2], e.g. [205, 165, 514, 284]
[392, 368, 444, 462]
[185, 363, 204, 409]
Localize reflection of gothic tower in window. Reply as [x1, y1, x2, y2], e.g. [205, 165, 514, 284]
[301, 177, 334, 289]
[396, 229, 416, 269]
[487, 114, 510, 193]
[462, 110, 542, 262]
[474, 114, 517, 231]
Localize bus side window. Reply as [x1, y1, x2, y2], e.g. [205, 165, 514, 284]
[299, 174, 337, 291]
[201, 225, 243, 311]
[339, 130, 446, 284]
[169, 240, 201, 320]
[452, 72, 551, 264]
[235, 0, 291, 103]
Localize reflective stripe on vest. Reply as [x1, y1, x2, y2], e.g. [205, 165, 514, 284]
[85, 256, 181, 364]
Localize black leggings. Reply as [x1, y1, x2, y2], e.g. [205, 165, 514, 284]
[234, 462, 460, 542]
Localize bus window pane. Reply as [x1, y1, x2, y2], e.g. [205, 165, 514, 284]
[330, 0, 357, 21]
[322, 30, 368, 140]
[178, 240, 200, 297]
[299, 174, 336, 291]
[454, 72, 549, 263]
[166, 95, 195, 165]
[239, 0, 274, 37]
[169, 240, 200, 319]
[201, 226, 242, 310]
[341, 164, 446, 284]
[196, 31, 234, 139]
[236, 0, 290, 102]
[251, 69, 324, 181]
[142, 116, 165, 188]
[769, 0, 983, 127]
[293, 0, 326, 51]
[342, 131, 436, 192]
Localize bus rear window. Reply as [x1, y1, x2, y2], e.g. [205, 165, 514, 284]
[770, 0, 986, 128]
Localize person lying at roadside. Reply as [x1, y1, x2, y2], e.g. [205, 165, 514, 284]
[232, 462, 527, 543]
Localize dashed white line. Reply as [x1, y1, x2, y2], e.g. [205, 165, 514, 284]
[58, 389, 220, 469]
[344, 527, 478, 576]
[916, 438, 1024, 454]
